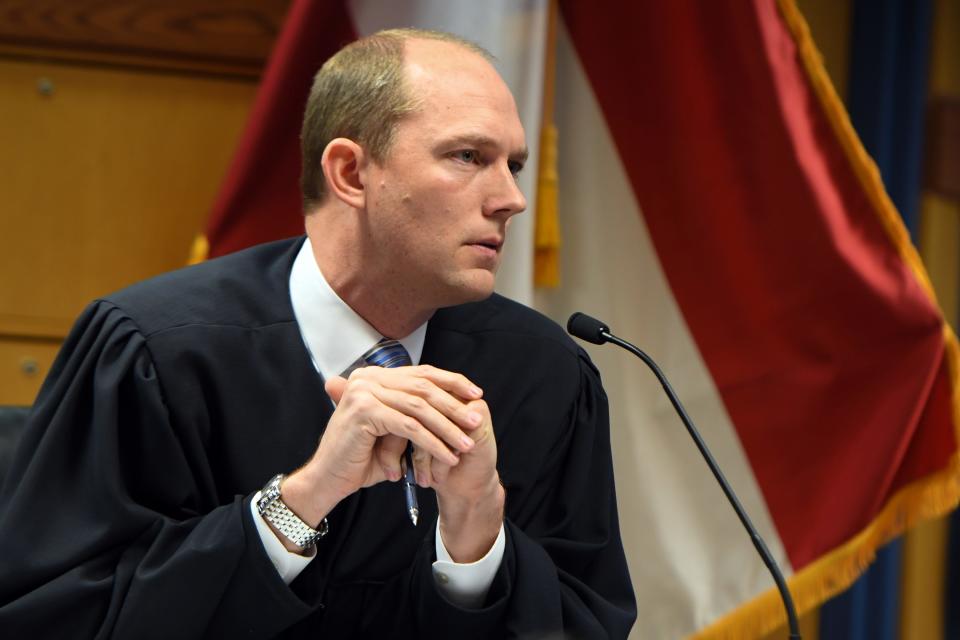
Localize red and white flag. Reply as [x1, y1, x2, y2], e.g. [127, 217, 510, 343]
[539, 0, 960, 637]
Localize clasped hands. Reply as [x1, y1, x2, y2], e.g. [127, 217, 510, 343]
[281, 365, 505, 562]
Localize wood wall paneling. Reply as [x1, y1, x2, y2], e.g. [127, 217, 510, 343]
[0, 1, 281, 403]
[925, 98, 960, 198]
[0, 337, 61, 405]
[0, 0, 290, 78]
[0, 59, 257, 338]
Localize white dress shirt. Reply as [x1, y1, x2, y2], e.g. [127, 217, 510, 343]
[250, 238, 505, 608]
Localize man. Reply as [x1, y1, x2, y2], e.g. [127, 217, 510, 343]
[0, 29, 635, 638]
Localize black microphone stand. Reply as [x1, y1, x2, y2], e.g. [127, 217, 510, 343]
[569, 313, 801, 640]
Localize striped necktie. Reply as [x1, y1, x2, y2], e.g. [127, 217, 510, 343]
[362, 338, 412, 369]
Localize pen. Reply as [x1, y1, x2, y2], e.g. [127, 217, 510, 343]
[403, 442, 419, 525]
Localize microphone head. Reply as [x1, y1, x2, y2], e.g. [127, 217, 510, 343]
[567, 312, 610, 345]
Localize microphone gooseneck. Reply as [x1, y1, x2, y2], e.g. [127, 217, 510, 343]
[568, 312, 801, 640]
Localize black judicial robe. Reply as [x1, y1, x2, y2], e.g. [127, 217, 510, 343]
[0, 237, 636, 639]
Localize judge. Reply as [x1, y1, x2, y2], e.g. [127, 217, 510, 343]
[0, 29, 636, 638]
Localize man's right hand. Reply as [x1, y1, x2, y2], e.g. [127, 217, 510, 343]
[277, 365, 484, 543]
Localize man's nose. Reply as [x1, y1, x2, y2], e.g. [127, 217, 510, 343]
[483, 163, 527, 219]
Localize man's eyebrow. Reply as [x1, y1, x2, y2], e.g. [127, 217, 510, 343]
[512, 147, 530, 165]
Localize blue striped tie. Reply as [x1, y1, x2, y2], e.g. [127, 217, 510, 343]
[362, 338, 412, 369]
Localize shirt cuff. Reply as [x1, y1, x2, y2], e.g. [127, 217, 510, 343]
[250, 491, 316, 585]
[432, 518, 505, 609]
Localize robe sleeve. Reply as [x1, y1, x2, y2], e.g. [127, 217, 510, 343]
[412, 348, 637, 639]
[0, 301, 316, 638]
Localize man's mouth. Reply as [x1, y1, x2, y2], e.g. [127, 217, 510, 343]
[470, 237, 504, 252]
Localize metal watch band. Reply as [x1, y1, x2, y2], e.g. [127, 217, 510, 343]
[256, 474, 328, 549]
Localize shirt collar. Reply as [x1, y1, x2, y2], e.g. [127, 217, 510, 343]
[289, 238, 427, 381]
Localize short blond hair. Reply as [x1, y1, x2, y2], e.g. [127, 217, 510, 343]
[300, 28, 493, 210]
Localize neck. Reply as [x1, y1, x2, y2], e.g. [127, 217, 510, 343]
[305, 212, 434, 339]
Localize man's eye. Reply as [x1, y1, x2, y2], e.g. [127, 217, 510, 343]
[508, 161, 524, 176]
[453, 150, 479, 163]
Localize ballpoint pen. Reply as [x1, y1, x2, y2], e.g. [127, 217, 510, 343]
[403, 442, 419, 525]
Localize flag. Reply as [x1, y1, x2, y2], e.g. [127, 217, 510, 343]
[190, 0, 354, 264]
[535, 0, 960, 637]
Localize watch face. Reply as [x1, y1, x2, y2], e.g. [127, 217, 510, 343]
[257, 475, 284, 514]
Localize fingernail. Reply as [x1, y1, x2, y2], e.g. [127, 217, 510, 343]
[461, 434, 475, 449]
[470, 385, 483, 398]
[467, 411, 482, 426]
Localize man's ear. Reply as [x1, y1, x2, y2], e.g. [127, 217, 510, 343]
[321, 138, 368, 209]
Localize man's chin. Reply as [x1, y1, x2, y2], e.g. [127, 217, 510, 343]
[440, 271, 497, 306]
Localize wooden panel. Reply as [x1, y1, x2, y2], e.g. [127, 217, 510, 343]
[925, 98, 960, 198]
[0, 58, 257, 339]
[0, 336, 61, 405]
[0, 0, 290, 78]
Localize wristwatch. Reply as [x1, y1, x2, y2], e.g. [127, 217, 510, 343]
[256, 474, 329, 549]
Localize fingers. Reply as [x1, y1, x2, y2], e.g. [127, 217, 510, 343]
[461, 398, 493, 438]
[329, 365, 489, 492]
[350, 365, 484, 433]
[408, 365, 484, 403]
[370, 385, 476, 454]
[350, 364, 482, 403]
[412, 444, 466, 488]
[430, 454, 454, 485]
[376, 434, 407, 481]
[366, 403, 461, 466]
[325, 375, 348, 403]
[411, 399, 493, 489]
[412, 445, 435, 488]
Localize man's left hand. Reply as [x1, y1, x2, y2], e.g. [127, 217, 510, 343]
[417, 397, 505, 563]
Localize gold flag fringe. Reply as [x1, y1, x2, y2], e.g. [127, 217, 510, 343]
[535, 122, 560, 287]
[187, 233, 209, 265]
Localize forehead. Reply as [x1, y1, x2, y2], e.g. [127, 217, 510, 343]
[397, 39, 526, 150]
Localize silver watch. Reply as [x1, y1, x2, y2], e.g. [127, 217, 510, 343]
[256, 474, 328, 549]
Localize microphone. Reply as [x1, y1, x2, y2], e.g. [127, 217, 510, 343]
[566, 311, 609, 345]
[567, 312, 801, 640]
